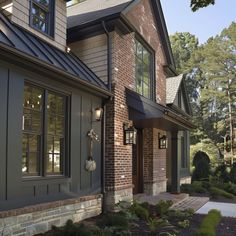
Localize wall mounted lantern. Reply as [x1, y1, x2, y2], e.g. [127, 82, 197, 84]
[94, 107, 103, 121]
[159, 133, 167, 149]
[123, 123, 137, 145]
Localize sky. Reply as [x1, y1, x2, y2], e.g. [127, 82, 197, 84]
[161, 0, 236, 44]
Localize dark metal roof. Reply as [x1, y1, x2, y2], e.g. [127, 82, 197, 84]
[67, 0, 133, 29]
[0, 12, 107, 91]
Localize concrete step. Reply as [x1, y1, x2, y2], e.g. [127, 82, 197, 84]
[171, 196, 210, 212]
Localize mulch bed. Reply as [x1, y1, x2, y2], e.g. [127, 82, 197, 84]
[179, 214, 236, 236]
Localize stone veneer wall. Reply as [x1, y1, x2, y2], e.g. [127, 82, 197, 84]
[0, 195, 102, 236]
[180, 176, 191, 185]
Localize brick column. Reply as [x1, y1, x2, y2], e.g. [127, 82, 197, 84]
[143, 128, 167, 195]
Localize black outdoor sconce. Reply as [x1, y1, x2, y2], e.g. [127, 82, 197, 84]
[123, 123, 137, 145]
[159, 133, 167, 149]
[94, 107, 103, 121]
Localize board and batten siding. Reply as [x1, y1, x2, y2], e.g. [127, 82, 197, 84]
[0, 63, 102, 210]
[69, 34, 109, 84]
[0, 0, 67, 51]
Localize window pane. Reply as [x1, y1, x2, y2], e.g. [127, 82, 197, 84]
[56, 116, 64, 135]
[143, 82, 149, 98]
[47, 114, 56, 135]
[31, 1, 51, 34]
[46, 154, 53, 173]
[46, 92, 65, 175]
[29, 134, 39, 152]
[28, 152, 38, 174]
[54, 137, 61, 154]
[22, 84, 42, 176]
[34, 0, 50, 7]
[53, 154, 61, 173]
[31, 111, 42, 132]
[135, 40, 152, 98]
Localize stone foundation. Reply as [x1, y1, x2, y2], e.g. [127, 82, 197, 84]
[180, 176, 191, 185]
[104, 187, 133, 211]
[0, 195, 102, 236]
[144, 180, 167, 195]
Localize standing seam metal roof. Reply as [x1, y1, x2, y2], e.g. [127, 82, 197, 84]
[0, 11, 107, 90]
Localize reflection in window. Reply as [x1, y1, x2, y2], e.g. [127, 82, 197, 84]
[46, 92, 65, 174]
[22, 84, 67, 177]
[135, 39, 153, 99]
[30, 0, 54, 36]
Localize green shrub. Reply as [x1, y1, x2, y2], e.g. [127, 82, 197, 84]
[210, 187, 234, 199]
[130, 202, 149, 221]
[229, 163, 236, 183]
[214, 164, 230, 183]
[155, 200, 173, 217]
[51, 220, 93, 236]
[180, 184, 195, 194]
[177, 220, 190, 229]
[147, 218, 170, 232]
[167, 208, 194, 221]
[97, 213, 129, 229]
[192, 151, 210, 181]
[197, 209, 222, 236]
[192, 181, 207, 193]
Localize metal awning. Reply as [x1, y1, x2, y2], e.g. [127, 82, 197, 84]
[126, 89, 195, 131]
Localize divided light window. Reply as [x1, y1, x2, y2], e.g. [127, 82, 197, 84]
[30, 0, 54, 36]
[22, 84, 67, 177]
[135, 39, 153, 99]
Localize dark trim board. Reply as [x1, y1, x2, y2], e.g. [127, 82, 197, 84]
[0, 66, 8, 201]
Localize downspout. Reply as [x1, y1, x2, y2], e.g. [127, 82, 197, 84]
[101, 103, 107, 213]
[101, 21, 113, 212]
[102, 21, 112, 91]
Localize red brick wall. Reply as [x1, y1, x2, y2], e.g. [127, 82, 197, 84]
[143, 128, 167, 185]
[105, 0, 168, 194]
[125, 0, 167, 105]
[105, 31, 135, 191]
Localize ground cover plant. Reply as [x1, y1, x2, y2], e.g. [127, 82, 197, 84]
[37, 200, 195, 236]
[196, 209, 222, 236]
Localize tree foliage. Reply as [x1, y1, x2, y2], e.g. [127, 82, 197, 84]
[190, 0, 215, 12]
[170, 22, 236, 164]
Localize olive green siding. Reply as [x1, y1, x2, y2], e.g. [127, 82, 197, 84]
[0, 63, 102, 210]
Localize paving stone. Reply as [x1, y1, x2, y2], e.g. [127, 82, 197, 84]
[171, 196, 209, 211]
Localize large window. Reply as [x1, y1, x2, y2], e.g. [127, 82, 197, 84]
[135, 39, 153, 99]
[30, 0, 54, 36]
[22, 84, 67, 177]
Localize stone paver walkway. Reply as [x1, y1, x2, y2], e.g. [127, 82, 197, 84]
[171, 196, 209, 212]
[197, 201, 236, 217]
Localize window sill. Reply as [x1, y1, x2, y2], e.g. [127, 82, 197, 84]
[29, 25, 55, 41]
[22, 175, 70, 182]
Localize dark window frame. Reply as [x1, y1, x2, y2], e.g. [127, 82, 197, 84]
[29, 0, 55, 37]
[22, 82, 70, 178]
[134, 37, 155, 101]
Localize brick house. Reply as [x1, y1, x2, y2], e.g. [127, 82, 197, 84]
[67, 0, 194, 210]
[0, 0, 193, 235]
